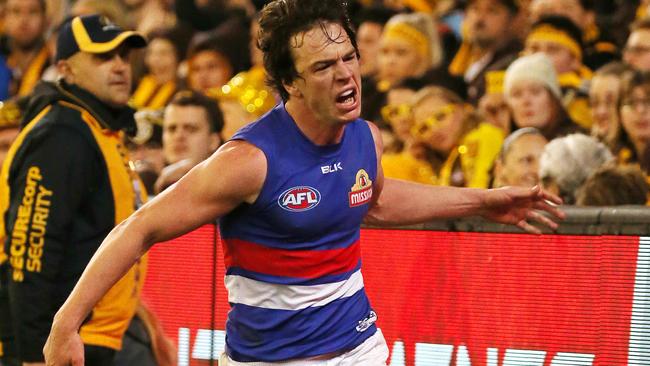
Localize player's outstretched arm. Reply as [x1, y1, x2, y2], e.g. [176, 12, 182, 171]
[363, 121, 564, 233]
[43, 140, 266, 366]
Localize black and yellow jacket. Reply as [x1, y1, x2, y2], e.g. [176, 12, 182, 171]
[0, 80, 147, 361]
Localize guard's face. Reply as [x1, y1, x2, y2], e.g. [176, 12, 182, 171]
[286, 22, 362, 126]
[63, 45, 134, 107]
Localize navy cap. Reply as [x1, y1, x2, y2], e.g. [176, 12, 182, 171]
[56, 14, 147, 61]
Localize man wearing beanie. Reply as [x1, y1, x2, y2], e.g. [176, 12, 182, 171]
[448, 0, 522, 105]
[0, 14, 147, 365]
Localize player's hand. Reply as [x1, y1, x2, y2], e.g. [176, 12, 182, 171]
[43, 324, 84, 366]
[480, 185, 565, 234]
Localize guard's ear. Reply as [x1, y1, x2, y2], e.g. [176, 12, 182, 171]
[56, 59, 75, 83]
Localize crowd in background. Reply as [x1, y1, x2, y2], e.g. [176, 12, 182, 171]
[0, 0, 649, 206]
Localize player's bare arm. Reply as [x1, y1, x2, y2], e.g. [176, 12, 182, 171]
[363, 121, 564, 232]
[43, 140, 266, 366]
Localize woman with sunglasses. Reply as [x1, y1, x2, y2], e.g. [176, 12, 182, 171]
[380, 81, 437, 184]
[410, 86, 504, 188]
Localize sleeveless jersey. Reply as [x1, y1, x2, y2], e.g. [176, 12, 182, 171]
[220, 104, 378, 362]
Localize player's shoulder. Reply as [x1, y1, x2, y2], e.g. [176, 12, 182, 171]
[362, 119, 384, 154]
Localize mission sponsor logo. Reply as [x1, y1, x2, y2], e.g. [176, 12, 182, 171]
[349, 169, 373, 207]
[278, 186, 321, 212]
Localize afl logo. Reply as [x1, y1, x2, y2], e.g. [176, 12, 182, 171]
[278, 186, 321, 212]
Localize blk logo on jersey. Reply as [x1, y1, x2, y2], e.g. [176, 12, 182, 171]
[349, 169, 373, 207]
[278, 186, 321, 212]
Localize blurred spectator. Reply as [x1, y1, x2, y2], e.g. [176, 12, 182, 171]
[381, 79, 437, 184]
[355, 6, 396, 78]
[187, 18, 250, 94]
[528, 0, 618, 70]
[478, 70, 512, 133]
[589, 61, 630, 144]
[616, 70, 650, 174]
[71, 0, 130, 29]
[125, 0, 176, 35]
[155, 90, 224, 193]
[376, 13, 444, 89]
[364, 12, 463, 124]
[128, 109, 165, 194]
[504, 53, 586, 140]
[448, 0, 521, 104]
[209, 17, 276, 139]
[1, 0, 49, 98]
[44, 0, 68, 31]
[492, 127, 548, 188]
[539, 133, 614, 204]
[410, 86, 504, 187]
[623, 18, 650, 73]
[131, 28, 182, 110]
[175, 0, 247, 32]
[576, 163, 649, 205]
[524, 15, 593, 129]
[380, 78, 429, 154]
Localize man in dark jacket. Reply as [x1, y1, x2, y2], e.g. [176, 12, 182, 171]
[448, 0, 522, 105]
[0, 14, 147, 366]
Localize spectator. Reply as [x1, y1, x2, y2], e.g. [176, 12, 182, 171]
[0, 14, 148, 364]
[448, 0, 521, 104]
[528, 0, 618, 70]
[376, 12, 444, 89]
[616, 70, 650, 174]
[210, 17, 276, 139]
[363, 12, 463, 124]
[493, 127, 548, 188]
[1, 0, 50, 98]
[126, 0, 176, 36]
[355, 6, 396, 79]
[155, 90, 224, 193]
[576, 163, 649, 206]
[478, 70, 512, 133]
[186, 18, 250, 94]
[523, 15, 593, 129]
[129, 109, 165, 195]
[623, 18, 650, 73]
[381, 80, 437, 184]
[589, 61, 630, 145]
[131, 28, 183, 110]
[539, 133, 614, 204]
[504, 53, 586, 140]
[71, 0, 130, 29]
[410, 85, 504, 187]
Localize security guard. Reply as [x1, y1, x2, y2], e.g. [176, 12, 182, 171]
[0, 15, 147, 365]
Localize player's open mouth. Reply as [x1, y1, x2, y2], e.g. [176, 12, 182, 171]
[336, 88, 357, 107]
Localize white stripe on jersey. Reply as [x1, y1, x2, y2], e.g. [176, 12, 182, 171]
[225, 270, 365, 311]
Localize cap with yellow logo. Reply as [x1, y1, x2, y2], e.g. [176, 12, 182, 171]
[56, 14, 147, 61]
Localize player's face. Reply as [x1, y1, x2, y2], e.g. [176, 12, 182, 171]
[287, 22, 362, 125]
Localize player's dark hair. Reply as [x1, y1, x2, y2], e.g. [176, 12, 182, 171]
[257, 0, 359, 101]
